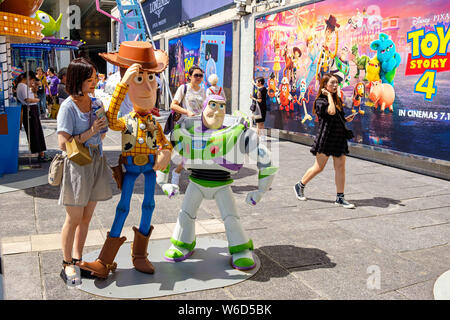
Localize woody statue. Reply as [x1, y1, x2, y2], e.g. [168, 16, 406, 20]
[81, 41, 176, 278]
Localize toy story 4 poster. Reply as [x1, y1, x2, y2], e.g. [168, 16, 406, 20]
[254, 0, 450, 161]
[168, 23, 233, 103]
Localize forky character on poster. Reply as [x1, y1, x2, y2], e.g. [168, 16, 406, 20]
[298, 78, 313, 123]
[278, 77, 313, 124]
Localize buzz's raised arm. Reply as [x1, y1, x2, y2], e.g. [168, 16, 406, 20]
[241, 128, 278, 205]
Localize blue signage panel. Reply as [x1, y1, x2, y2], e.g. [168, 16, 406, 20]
[142, 0, 182, 33]
[181, 0, 234, 20]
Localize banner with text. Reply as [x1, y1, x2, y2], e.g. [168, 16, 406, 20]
[254, 0, 450, 161]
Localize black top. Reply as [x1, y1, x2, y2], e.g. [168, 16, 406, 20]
[310, 95, 349, 157]
[58, 83, 69, 101]
[189, 169, 231, 181]
[254, 86, 267, 123]
[257, 87, 267, 112]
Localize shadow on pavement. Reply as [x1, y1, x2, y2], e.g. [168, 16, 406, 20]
[232, 167, 258, 180]
[249, 246, 336, 282]
[350, 197, 405, 208]
[306, 196, 405, 208]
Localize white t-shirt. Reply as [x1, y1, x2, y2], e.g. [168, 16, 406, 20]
[206, 85, 226, 101]
[119, 93, 134, 116]
[16, 83, 37, 106]
[173, 83, 206, 116]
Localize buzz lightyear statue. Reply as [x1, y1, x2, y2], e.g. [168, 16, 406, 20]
[157, 95, 277, 270]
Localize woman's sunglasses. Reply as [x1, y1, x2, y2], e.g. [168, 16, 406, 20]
[193, 73, 204, 78]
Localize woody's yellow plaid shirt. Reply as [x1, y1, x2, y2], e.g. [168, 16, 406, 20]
[106, 82, 172, 157]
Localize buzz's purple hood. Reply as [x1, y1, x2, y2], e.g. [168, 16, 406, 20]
[202, 94, 226, 112]
[200, 94, 227, 132]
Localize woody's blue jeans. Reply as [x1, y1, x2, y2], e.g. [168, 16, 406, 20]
[109, 155, 156, 238]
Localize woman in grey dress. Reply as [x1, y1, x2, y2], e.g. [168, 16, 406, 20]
[56, 58, 112, 286]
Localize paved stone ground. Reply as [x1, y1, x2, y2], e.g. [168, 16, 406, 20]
[0, 117, 449, 300]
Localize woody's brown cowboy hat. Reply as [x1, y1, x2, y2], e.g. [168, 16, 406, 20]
[99, 41, 168, 73]
[325, 15, 340, 31]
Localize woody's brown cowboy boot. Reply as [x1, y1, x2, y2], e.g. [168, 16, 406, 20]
[131, 226, 155, 274]
[80, 232, 126, 279]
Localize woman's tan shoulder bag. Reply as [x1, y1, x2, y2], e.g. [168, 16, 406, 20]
[48, 153, 66, 186]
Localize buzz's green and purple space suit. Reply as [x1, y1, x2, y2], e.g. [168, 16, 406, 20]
[157, 114, 277, 270]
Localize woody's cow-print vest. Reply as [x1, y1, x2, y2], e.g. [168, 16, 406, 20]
[122, 114, 159, 153]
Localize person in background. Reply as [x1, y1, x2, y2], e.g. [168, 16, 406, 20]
[118, 93, 133, 118]
[57, 67, 69, 105]
[206, 74, 226, 101]
[47, 67, 60, 110]
[96, 73, 106, 90]
[36, 67, 49, 117]
[15, 71, 50, 162]
[293, 73, 356, 208]
[56, 58, 111, 285]
[169, 65, 206, 186]
[249, 77, 267, 136]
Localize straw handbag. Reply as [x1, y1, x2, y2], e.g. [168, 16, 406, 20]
[48, 153, 65, 186]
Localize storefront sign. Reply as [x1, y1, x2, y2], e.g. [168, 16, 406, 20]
[142, 0, 182, 33]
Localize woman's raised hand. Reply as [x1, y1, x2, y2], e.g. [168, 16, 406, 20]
[321, 88, 331, 96]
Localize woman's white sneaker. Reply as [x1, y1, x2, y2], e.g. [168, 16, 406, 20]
[335, 198, 355, 209]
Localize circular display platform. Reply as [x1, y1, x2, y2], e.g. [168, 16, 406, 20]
[433, 270, 450, 300]
[79, 237, 261, 299]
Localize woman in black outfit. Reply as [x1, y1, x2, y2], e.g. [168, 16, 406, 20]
[250, 77, 267, 136]
[15, 72, 50, 162]
[293, 73, 356, 208]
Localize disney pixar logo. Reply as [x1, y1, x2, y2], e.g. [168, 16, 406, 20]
[148, 0, 170, 18]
